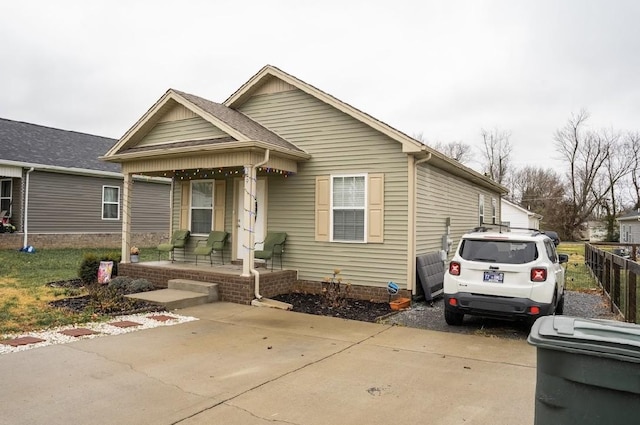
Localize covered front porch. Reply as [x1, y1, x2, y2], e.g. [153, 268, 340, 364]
[119, 260, 298, 305]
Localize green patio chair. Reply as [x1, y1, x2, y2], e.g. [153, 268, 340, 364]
[255, 232, 287, 271]
[194, 230, 229, 265]
[157, 229, 190, 262]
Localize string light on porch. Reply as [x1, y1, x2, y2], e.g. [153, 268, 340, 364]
[166, 167, 294, 181]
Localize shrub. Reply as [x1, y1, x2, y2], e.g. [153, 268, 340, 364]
[107, 276, 131, 295]
[78, 253, 100, 284]
[106, 276, 154, 295]
[128, 279, 155, 293]
[321, 269, 351, 308]
[78, 252, 122, 284]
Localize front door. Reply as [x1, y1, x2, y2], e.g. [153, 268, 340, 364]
[235, 178, 266, 261]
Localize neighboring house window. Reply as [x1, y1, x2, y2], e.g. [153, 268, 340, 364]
[191, 181, 213, 234]
[102, 186, 120, 220]
[479, 194, 485, 225]
[0, 179, 11, 216]
[491, 198, 497, 224]
[332, 175, 366, 242]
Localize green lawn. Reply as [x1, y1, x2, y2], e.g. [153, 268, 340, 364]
[0, 247, 159, 334]
[557, 242, 600, 292]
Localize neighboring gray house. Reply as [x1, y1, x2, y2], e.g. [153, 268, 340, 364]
[103, 65, 507, 296]
[618, 210, 640, 244]
[0, 118, 170, 249]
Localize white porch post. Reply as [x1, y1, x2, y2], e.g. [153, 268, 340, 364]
[241, 165, 255, 277]
[121, 172, 133, 263]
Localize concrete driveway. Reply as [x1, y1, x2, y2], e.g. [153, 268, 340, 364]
[0, 303, 536, 425]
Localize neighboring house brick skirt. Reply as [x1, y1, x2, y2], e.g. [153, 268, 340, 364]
[0, 232, 167, 250]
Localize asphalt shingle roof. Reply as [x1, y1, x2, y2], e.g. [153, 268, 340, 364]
[173, 90, 305, 153]
[0, 118, 119, 173]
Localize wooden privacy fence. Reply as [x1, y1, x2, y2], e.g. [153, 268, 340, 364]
[585, 243, 639, 324]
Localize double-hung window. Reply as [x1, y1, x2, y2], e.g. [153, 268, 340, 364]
[478, 194, 485, 225]
[102, 186, 120, 220]
[1, 179, 12, 216]
[191, 181, 213, 235]
[332, 175, 366, 242]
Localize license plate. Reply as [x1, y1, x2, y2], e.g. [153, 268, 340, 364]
[483, 271, 504, 283]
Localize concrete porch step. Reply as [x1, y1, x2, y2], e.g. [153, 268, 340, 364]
[126, 289, 210, 310]
[167, 279, 219, 302]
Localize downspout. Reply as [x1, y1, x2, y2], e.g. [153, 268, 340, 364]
[409, 152, 432, 294]
[251, 149, 270, 300]
[23, 167, 35, 249]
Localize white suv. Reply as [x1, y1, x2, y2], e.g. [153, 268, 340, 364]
[443, 227, 568, 326]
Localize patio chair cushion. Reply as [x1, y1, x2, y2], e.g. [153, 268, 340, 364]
[255, 232, 287, 260]
[193, 231, 228, 256]
[158, 229, 190, 252]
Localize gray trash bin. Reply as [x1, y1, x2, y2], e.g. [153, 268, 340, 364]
[528, 316, 640, 425]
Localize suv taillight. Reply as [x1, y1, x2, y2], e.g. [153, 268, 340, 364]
[531, 268, 547, 282]
[449, 261, 461, 276]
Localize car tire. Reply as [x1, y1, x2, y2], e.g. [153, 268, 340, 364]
[445, 309, 464, 326]
[555, 292, 564, 315]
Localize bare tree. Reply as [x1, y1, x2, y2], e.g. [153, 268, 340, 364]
[480, 128, 512, 184]
[554, 110, 631, 240]
[431, 141, 473, 164]
[413, 133, 473, 165]
[509, 166, 569, 234]
[627, 132, 640, 209]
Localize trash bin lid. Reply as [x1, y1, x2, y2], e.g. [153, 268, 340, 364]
[528, 316, 640, 363]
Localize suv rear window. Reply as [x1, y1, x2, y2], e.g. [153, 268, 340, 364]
[459, 239, 538, 264]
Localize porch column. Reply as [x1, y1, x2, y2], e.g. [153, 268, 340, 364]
[241, 165, 255, 277]
[121, 172, 133, 263]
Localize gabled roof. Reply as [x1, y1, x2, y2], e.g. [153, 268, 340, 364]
[0, 118, 119, 173]
[617, 209, 640, 221]
[104, 89, 308, 161]
[225, 65, 507, 194]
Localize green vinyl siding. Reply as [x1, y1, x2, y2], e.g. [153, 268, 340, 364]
[416, 164, 501, 257]
[138, 117, 229, 147]
[239, 89, 409, 289]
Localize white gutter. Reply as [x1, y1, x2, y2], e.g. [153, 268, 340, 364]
[250, 149, 270, 300]
[0, 159, 170, 183]
[408, 152, 432, 294]
[23, 167, 35, 248]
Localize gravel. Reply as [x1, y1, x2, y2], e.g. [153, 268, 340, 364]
[381, 290, 620, 339]
[0, 313, 198, 356]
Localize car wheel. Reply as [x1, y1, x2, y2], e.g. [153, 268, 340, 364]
[444, 309, 464, 326]
[555, 292, 564, 315]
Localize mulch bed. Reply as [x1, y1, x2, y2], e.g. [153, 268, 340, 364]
[47, 279, 165, 316]
[272, 292, 394, 322]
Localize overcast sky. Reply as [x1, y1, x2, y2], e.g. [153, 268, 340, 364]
[1, 0, 639, 172]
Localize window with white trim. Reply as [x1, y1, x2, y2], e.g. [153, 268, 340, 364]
[479, 194, 485, 225]
[102, 186, 120, 220]
[191, 181, 213, 235]
[1, 179, 12, 216]
[332, 175, 366, 242]
[491, 198, 497, 224]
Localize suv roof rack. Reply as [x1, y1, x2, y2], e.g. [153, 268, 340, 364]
[473, 222, 543, 235]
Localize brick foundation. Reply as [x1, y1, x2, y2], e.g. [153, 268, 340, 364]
[294, 280, 411, 303]
[0, 232, 167, 250]
[118, 263, 298, 305]
[117, 263, 407, 305]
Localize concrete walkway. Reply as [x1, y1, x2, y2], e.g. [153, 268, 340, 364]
[0, 303, 537, 425]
